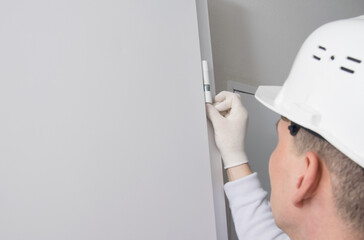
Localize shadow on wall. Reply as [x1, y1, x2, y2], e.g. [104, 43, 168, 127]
[207, 1, 257, 93]
[207, 0, 364, 94]
[207, 5, 256, 240]
[207, 0, 307, 93]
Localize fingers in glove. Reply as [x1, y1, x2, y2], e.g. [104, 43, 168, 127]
[214, 91, 244, 116]
[206, 104, 224, 125]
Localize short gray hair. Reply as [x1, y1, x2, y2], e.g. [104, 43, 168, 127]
[293, 127, 364, 235]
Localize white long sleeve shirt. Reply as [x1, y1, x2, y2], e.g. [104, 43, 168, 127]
[224, 173, 290, 240]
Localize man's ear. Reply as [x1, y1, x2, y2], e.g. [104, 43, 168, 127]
[292, 151, 321, 207]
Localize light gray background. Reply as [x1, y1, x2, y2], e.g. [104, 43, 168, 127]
[207, 0, 364, 92]
[0, 1, 227, 239]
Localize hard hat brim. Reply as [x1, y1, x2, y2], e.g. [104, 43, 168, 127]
[255, 85, 322, 131]
[255, 85, 282, 115]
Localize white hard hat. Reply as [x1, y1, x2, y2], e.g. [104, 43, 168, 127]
[255, 16, 364, 168]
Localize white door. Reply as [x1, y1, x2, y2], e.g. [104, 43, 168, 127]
[0, 1, 226, 239]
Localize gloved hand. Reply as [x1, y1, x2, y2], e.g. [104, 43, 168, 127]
[206, 91, 248, 169]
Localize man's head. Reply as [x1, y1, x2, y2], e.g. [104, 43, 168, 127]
[291, 119, 364, 234]
[255, 16, 364, 238]
[269, 116, 364, 237]
[256, 16, 364, 168]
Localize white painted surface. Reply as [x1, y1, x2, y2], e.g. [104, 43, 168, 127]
[0, 1, 227, 239]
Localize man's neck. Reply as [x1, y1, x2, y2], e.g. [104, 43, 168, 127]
[286, 200, 358, 240]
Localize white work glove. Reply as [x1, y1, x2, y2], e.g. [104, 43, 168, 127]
[206, 91, 248, 169]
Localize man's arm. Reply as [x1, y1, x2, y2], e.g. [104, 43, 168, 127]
[206, 91, 289, 239]
[224, 171, 289, 240]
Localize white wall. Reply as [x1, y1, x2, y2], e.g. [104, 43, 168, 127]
[207, 0, 364, 92]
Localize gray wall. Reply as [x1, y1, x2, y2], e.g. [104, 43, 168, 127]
[207, 0, 364, 92]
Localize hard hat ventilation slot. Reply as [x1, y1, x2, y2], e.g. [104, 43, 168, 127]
[318, 46, 326, 51]
[340, 56, 361, 74]
[340, 66, 354, 74]
[313, 55, 321, 61]
[347, 56, 361, 64]
[313, 45, 326, 61]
